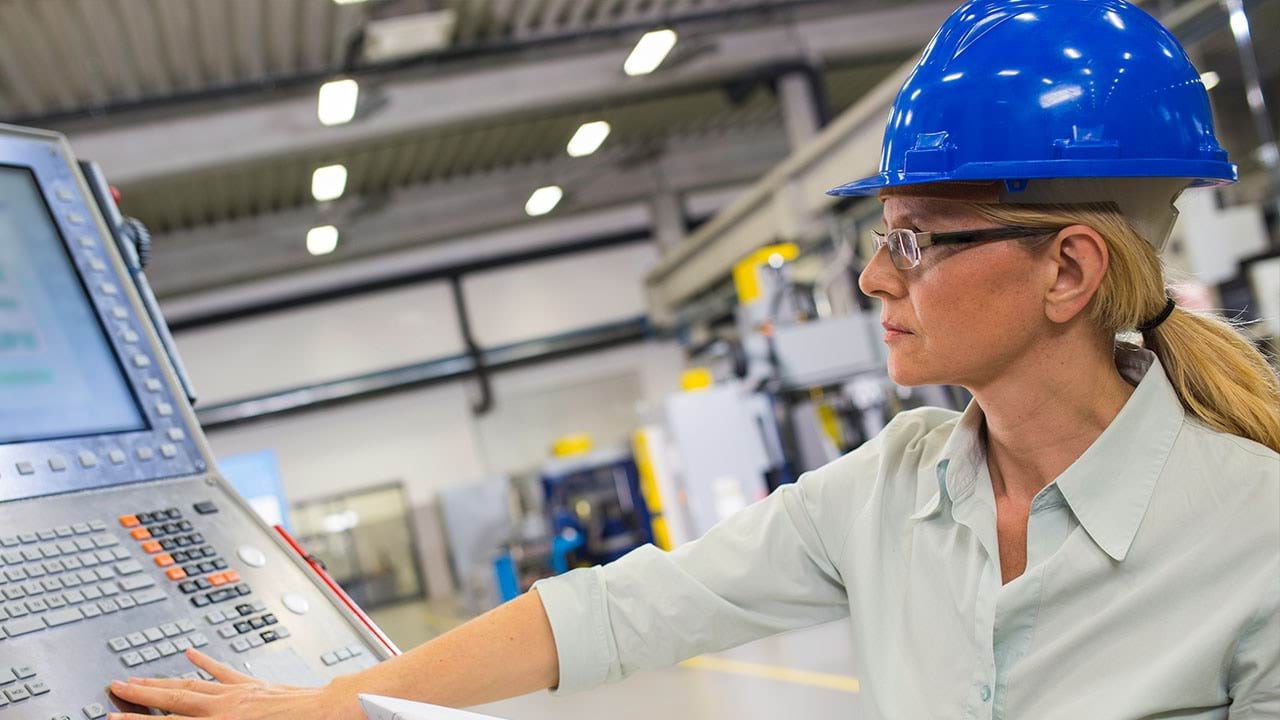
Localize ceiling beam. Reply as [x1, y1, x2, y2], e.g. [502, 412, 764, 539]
[66, 2, 954, 186]
[148, 123, 788, 311]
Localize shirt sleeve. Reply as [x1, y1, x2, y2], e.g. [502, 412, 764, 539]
[1226, 558, 1280, 718]
[533, 459, 866, 695]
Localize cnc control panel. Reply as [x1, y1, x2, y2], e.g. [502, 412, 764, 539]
[0, 124, 394, 717]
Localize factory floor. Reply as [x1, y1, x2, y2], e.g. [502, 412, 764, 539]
[371, 600, 862, 719]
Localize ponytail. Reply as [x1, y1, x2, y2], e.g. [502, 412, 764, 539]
[968, 202, 1280, 453]
[1143, 306, 1280, 452]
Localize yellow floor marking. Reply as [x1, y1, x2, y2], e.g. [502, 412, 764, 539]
[679, 656, 860, 694]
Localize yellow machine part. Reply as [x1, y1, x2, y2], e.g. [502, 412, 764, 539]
[680, 367, 714, 392]
[732, 243, 800, 305]
[632, 429, 673, 551]
[552, 433, 594, 458]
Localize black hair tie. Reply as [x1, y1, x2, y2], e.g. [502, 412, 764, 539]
[1138, 296, 1176, 332]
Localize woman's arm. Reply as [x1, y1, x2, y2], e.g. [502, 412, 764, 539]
[107, 589, 558, 720]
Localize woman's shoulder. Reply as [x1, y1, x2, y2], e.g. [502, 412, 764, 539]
[800, 406, 961, 492]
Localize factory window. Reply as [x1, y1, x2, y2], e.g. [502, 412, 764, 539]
[291, 482, 427, 611]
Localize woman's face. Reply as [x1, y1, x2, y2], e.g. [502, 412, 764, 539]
[858, 196, 1052, 389]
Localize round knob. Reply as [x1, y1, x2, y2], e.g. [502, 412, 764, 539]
[237, 545, 267, 568]
[281, 593, 310, 615]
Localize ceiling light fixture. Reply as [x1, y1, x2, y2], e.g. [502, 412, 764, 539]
[311, 164, 349, 202]
[525, 186, 564, 217]
[307, 225, 340, 255]
[624, 29, 678, 76]
[318, 79, 359, 126]
[567, 121, 612, 158]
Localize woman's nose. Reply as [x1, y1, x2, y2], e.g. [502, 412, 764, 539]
[858, 244, 907, 300]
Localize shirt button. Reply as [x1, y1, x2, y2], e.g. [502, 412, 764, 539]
[980, 684, 992, 702]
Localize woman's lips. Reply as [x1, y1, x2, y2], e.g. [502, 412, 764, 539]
[882, 321, 914, 341]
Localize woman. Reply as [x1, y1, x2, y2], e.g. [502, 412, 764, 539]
[109, 1, 1280, 718]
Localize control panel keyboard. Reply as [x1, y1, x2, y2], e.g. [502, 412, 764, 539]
[0, 520, 165, 642]
[0, 479, 385, 717]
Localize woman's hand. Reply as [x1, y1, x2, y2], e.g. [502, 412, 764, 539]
[107, 648, 362, 720]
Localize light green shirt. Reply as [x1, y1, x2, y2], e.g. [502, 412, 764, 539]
[534, 346, 1280, 718]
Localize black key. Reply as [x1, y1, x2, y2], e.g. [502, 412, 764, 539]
[262, 614, 277, 626]
[192, 595, 210, 607]
[190, 534, 205, 545]
[195, 578, 212, 590]
[178, 521, 193, 531]
[261, 630, 278, 643]
[213, 559, 228, 570]
[193, 501, 218, 515]
[147, 525, 165, 538]
[234, 621, 252, 634]
[249, 617, 266, 630]
[178, 581, 198, 594]
[160, 539, 176, 551]
[203, 548, 218, 559]
[172, 551, 187, 563]
[183, 564, 200, 576]
[165, 508, 182, 520]
[137, 512, 154, 524]
[174, 537, 191, 548]
[199, 562, 216, 574]
[236, 584, 251, 596]
[235, 604, 253, 616]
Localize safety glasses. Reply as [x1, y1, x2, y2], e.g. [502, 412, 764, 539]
[871, 226, 1058, 270]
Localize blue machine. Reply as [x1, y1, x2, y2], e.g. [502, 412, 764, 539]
[494, 448, 654, 602]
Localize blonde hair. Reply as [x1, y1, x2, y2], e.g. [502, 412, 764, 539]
[969, 201, 1280, 453]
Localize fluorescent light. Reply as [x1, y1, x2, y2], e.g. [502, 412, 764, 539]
[333, 0, 368, 5]
[567, 121, 611, 158]
[307, 225, 340, 255]
[318, 79, 359, 126]
[525, 186, 563, 217]
[624, 29, 677, 76]
[311, 164, 349, 202]
[1200, 71, 1220, 91]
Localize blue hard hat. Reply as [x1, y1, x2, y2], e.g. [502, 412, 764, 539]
[828, 0, 1237, 197]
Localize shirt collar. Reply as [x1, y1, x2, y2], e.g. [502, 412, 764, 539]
[914, 345, 1184, 562]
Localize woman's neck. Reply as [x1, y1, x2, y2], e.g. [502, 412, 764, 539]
[969, 333, 1136, 505]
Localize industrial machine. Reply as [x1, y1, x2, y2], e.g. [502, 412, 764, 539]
[0, 124, 395, 718]
[493, 440, 654, 602]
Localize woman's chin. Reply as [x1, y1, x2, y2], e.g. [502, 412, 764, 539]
[886, 353, 941, 388]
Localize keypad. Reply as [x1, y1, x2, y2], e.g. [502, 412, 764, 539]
[0, 521, 164, 641]
[111, 618, 208, 668]
[320, 644, 366, 667]
[0, 664, 49, 709]
[205, 601, 290, 652]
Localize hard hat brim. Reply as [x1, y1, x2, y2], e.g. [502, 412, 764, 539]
[827, 159, 1237, 198]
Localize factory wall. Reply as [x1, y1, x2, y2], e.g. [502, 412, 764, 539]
[170, 241, 685, 600]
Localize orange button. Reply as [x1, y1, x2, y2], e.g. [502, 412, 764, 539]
[166, 567, 187, 581]
[118, 515, 140, 528]
[224, 570, 241, 584]
[154, 553, 174, 567]
[130, 528, 151, 540]
[208, 573, 227, 587]
[141, 540, 162, 554]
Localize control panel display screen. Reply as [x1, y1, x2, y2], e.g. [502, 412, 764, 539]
[0, 165, 147, 444]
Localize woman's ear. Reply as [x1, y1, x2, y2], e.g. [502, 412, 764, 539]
[1043, 224, 1109, 325]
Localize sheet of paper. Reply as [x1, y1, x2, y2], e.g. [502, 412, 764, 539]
[359, 694, 508, 720]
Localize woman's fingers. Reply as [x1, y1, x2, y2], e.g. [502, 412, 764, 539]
[185, 648, 258, 685]
[122, 675, 229, 694]
[108, 679, 213, 715]
[108, 714, 197, 720]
